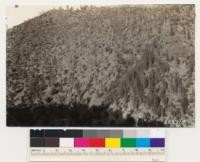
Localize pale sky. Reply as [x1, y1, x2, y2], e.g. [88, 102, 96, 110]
[6, 5, 64, 28]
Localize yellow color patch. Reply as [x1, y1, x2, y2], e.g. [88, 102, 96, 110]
[105, 138, 120, 148]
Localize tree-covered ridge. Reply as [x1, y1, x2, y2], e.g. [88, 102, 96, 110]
[7, 5, 195, 127]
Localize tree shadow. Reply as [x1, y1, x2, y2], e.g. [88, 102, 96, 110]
[7, 104, 167, 127]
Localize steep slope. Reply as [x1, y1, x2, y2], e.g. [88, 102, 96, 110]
[7, 5, 195, 126]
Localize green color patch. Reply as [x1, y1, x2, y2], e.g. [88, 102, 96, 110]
[121, 138, 135, 147]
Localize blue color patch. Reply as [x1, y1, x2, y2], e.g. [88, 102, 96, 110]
[135, 138, 150, 147]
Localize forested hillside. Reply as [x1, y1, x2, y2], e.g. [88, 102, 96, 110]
[7, 5, 195, 127]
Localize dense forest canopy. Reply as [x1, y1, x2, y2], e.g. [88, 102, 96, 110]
[7, 5, 195, 127]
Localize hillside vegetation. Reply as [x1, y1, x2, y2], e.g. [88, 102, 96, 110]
[7, 5, 195, 127]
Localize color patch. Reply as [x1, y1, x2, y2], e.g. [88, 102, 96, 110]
[30, 138, 45, 147]
[59, 138, 74, 147]
[150, 138, 165, 147]
[108, 130, 123, 137]
[123, 130, 136, 138]
[121, 138, 135, 147]
[150, 129, 165, 138]
[105, 138, 120, 148]
[135, 138, 150, 147]
[83, 130, 97, 138]
[136, 130, 150, 138]
[45, 130, 65, 137]
[45, 138, 59, 147]
[30, 130, 45, 137]
[74, 138, 90, 147]
[90, 138, 105, 147]
[96, 130, 111, 137]
[65, 130, 83, 137]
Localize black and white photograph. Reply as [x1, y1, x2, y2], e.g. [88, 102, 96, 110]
[6, 4, 195, 127]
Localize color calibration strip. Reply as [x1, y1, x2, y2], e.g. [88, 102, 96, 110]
[31, 137, 164, 148]
[30, 129, 165, 148]
[30, 129, 165, 162]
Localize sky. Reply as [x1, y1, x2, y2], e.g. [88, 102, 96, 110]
[7, 5, 62, 28]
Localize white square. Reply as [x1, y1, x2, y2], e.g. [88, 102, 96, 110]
[59, 138, 74, 147]
[150, 129, 165, 138]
